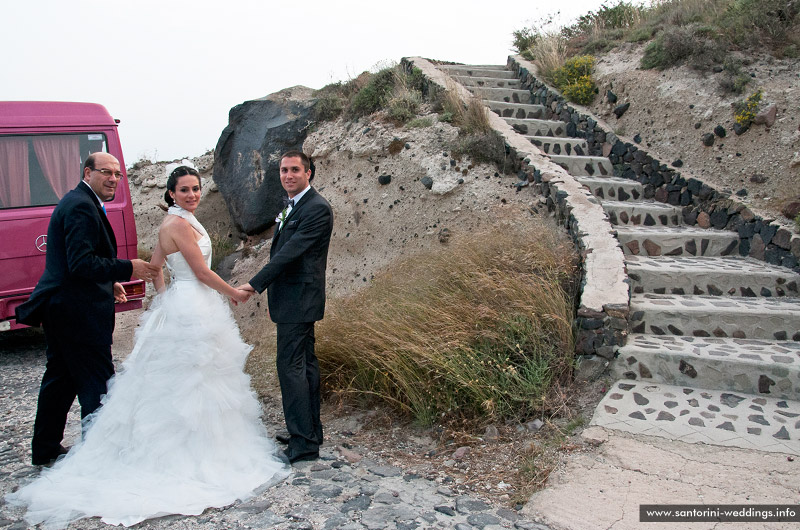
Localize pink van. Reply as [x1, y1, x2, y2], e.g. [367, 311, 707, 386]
[0, 101, 144, 332]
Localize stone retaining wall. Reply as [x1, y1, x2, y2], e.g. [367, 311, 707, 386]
[507, 56, 800, 272]
[402, 57, 629, 372]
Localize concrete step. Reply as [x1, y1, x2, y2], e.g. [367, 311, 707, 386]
[550, 155, 614, 177]
[437, 65, 515, 78]
[613, 334, 800, 400]
[488, 102, 548, 119]
[626, 255, 800, 297]
[629, 293, 800, 341]
[591, 380, 800, 454]
[615, 225, 740, 257]
[467, 87, 534, 104]
[576, 176, 644, 201]
[452, 76, 520, 89]
[502, 118, 567, 137]
[602, 200, 683, 227]
[527, 136, 588, 156]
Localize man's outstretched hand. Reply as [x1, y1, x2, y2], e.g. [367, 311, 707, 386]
[131, 259, 160, 282]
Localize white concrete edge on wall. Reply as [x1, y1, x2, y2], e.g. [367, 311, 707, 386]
[404, 56, 629, 315]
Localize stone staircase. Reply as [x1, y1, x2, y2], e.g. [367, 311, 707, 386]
[437, 63, 800, 455]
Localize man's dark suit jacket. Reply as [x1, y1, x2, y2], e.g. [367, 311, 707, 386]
[16, 182, 133, 345]
[249, 187, 333, 323]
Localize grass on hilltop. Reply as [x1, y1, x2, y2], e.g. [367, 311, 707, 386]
[513, 0, 800, 95]
[315, 222, 579, 428]
[314, 64, 426, 124]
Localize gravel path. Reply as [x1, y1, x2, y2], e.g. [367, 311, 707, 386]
[0, 330, 550, 530]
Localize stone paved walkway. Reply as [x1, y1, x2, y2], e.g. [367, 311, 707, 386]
[0, 335, 550, 530]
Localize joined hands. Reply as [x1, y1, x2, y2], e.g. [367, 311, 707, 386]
[230, 283, 256, 305]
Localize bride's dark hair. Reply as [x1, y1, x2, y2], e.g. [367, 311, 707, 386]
[164, 166, 201, 207]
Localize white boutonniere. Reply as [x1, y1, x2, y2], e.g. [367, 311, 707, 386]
[276, 207, 289, 227]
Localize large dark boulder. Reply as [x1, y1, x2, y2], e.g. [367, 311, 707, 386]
[214, 86, 316, 234]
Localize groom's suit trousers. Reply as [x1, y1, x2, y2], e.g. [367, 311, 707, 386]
[276, 322, 322, 453]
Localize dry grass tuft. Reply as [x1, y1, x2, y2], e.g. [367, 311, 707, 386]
[316, 221, 579, 427]
[532, 32, 569, 82]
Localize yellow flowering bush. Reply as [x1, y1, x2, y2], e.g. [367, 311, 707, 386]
[734, 90, 762, 126]
[551, 55, 597, 105]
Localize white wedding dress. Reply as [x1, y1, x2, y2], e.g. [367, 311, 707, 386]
[6, 206, 289, 528]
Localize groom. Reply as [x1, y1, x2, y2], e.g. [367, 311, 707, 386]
[239, 150, 333, 464]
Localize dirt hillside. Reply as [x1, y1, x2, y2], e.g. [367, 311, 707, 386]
[589, 44, 800, 224]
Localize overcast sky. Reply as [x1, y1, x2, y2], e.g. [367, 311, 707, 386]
[3, 0, 611, 165]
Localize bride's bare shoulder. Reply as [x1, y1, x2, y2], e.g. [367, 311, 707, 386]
[159, 214, 189, 232]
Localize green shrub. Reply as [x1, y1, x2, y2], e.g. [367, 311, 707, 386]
[626, 26, 655, 42]
[717, 57, 752, 94]
[314, 86, 346, 121]
[721, 0, 799, 46]
[314, 78, 363, 122]
[512, 27, 539, 54]
[640, 25, 714, 69]
[563, 1, 644, 39]
[387, 88, 423, 124]
[438, 111, 454, 123]
[349, 67, 396, 117]
[782, 44, 800, 58]
[406, 117, 434, 128]
[551, 55, 597, 104]
[450, 130, 507, 167]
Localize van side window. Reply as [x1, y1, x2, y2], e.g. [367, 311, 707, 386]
[0, 133, 108, 209]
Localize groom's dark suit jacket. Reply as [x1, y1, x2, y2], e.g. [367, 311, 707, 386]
[16, 181, 133, 345]
[249, 187, 333, 323]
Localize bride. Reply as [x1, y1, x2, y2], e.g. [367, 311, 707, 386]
[6, 166, 289, 528]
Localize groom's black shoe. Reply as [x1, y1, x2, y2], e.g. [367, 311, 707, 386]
[283, 447, 319, 464]
[32, 444, 69, 466]
[275, 432, 291, 445]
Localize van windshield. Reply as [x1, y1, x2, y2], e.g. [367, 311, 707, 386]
[0, 133, 108, 209]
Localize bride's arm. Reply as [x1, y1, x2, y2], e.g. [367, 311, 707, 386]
[165, 218, 245, 301]
[149, 241, 167, 294]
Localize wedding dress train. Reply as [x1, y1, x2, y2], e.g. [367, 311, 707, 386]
[6, 206, 289, 528]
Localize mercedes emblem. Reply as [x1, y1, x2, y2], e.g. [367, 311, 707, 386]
[36, 234, 47, 252]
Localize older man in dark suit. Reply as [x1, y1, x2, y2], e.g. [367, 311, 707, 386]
[240, 150, 333, 464]
[16, 152, 157, 466]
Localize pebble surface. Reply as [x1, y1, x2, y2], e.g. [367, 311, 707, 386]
[0, 333, 551, 530]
